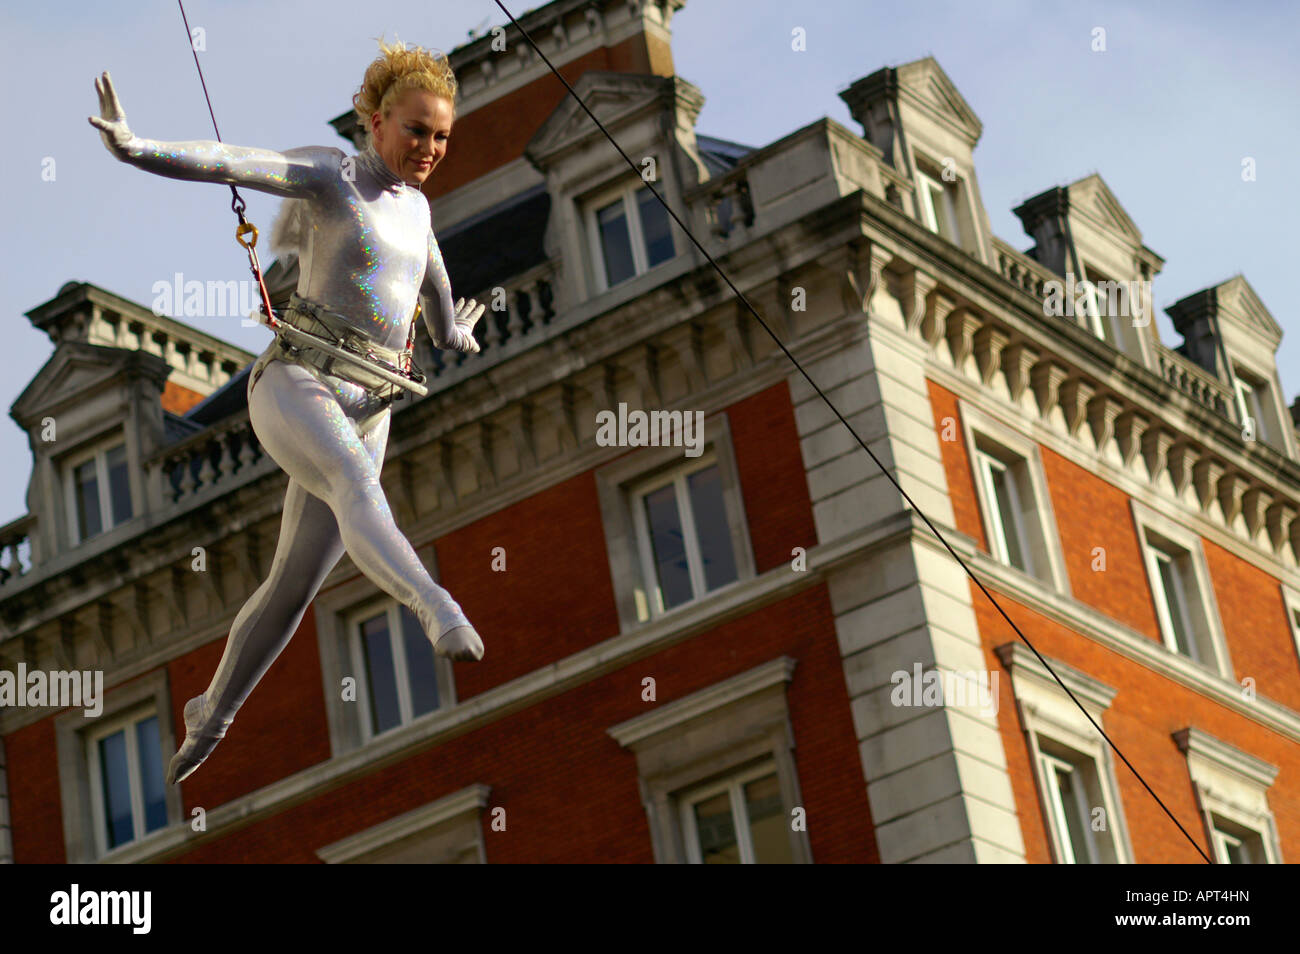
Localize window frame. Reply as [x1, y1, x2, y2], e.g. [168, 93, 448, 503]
[1230, 361, 1279, 447]
[996, 641, 1133, 864]
[973, 447, 1034, 576]
[594, 412, 756, 632]
[312, 543, 458, 757]
[346, 596, 456, 745]
[960, 403, 1070, 594]
[54, 667, 182, 863]
[62, 434, 135, 546]
[915, 164, 961, 244]
[582, 167, 676, 294]
[1079, 261, 1124, 347]
[1174, 727, 1281, 864]
[1282, 586, 1300, 669]
[86, 706, 167, 857]
[627, 449, 743, 622]
[679, 758, 790, 864]
[1131, 499, 1232, 677]
[606, 656, 810, 864]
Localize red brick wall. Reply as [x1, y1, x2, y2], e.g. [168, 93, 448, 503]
[925, 380, 987, 550]
[9, 376, 833, 862]
[1203, 538, 1300, 711]
[431, 468, 623, 699]
[729, 381, 820, 573]
[170, 607, 333, 813]
[977, 587, 1300, 863]
[169, 584, 875, 863]
[426, 34, 673, 201]
[1039, 445, 1164, 644]
[926, 378, 1300, 862]
[160, 380, 207, 416]
[5, 717, 64, 863]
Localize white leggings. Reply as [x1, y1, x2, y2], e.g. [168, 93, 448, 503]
[196, 344, 470, 728]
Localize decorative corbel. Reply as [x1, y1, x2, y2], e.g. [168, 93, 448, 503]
[1000, 341, 1040, 405]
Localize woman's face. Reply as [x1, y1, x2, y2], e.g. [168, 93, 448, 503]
[370, 88, 453, 186]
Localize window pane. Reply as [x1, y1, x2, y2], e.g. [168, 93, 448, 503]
[135, 716, 167, 833]
[744, 773, 793, 863]
[692, 791, 740, 863]
[107, 444, 133, 524]
[361, 613, 401, 734]
[1222, 835, 1247, 864]
[1156, 555, 1193, 656]
[399, 605, 440, 718]
[1054, 763, 1092, 864]
[929, 182, 955, 239]
[99, 730, 133, 848]
[597, 199, 636, 287]
[75, 459, 103, 539]
[686, 465, 738, 591]
[643, 484, 693, 610]
[636, 186, 674, 267]
[988, 462, 1027, 571]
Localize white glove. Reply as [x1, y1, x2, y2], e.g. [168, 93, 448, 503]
[88, 71, 134, 158]
[434, 298, 485, 354]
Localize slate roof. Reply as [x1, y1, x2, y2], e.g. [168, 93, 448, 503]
[696, 134, 755, 176]
[437, 184, 551, 296]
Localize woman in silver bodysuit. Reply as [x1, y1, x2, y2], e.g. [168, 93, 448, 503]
[89, 40, 485, 785]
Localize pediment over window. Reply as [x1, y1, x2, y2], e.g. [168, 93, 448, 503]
[11, 342, 169, 430]
[1067, 174, 1142, 243]
[840, 56, 983, 151]
[524, 71, 702, 172]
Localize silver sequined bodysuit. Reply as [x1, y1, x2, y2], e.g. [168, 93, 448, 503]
[111, 134, 480, 777]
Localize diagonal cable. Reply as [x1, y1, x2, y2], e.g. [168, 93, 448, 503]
[490, 0, 1213, 863]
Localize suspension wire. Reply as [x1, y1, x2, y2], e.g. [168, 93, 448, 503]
[489, 0, 1213, 863]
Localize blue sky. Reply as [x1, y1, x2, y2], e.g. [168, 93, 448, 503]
[1, 0, 1296, 525]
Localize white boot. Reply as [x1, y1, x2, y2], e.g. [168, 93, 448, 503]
[165, 693, 232, 785]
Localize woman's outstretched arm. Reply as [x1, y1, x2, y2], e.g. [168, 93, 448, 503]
[89, 71, 337, 199]
[419, 229, 485, 353]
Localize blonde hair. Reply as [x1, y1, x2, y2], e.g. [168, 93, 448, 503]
[352, 37, 458, 135]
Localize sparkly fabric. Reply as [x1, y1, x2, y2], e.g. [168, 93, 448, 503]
[118, 135, 461, 348]
[114, 134, 475, 749]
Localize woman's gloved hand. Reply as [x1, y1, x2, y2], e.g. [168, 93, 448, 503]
[88, 71, 134, 158]
[435, 298, 485, 354]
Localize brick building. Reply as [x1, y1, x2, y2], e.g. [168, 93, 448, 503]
[2, 0, 1298, 863]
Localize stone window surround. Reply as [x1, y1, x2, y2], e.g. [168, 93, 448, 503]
[1281, 585, 1300, 667]
[58, 424, 135, 548]
[995, 641, 1134, 864]
[312, 542, 459, 758]
[594, 411, 756, 633]
[1130, 496, 1234, 679]
[1172, 727, 1281, 864]
[53, 666, 183, 863]
[315, 783, 491, 864]
[341, 595, 458, 746]
[959, 398, 1071, 596]
[606, 655, 811, 864]
[1228, 354, 1285, 450]
[579, 156, 673, 296]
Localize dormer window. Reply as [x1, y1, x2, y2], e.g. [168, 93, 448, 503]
[585, 176, 675, 292]
[915, 159, 961, 244]
[64, 437, 133, 545]
[1080, 262, 1124, 347]
[1232, 365, 1275, 445]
